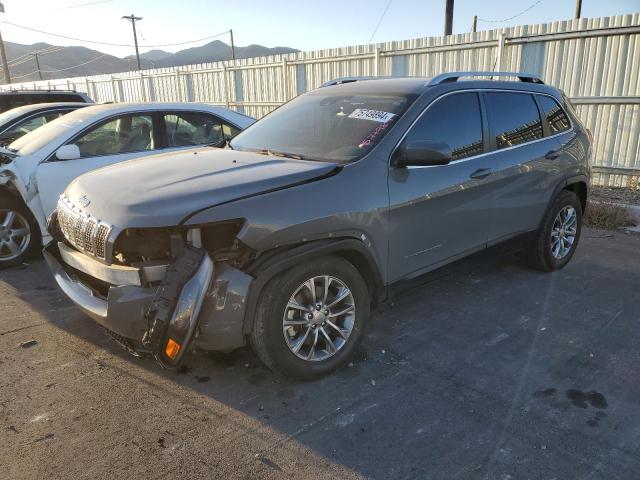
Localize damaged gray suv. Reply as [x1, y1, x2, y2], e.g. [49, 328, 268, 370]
[45, 72, 591, 379]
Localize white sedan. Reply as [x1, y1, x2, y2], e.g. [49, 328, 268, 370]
[0, 102, 254, 267]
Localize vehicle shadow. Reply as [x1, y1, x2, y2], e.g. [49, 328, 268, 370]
[3, 232, 640, 479]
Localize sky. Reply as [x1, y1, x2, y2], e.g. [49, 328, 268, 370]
[0, 0, 638, 58]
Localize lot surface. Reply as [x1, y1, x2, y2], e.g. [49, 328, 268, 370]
[2, 228, 640, 480]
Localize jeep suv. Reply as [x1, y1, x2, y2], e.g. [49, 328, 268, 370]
[45, 72, 591, 379]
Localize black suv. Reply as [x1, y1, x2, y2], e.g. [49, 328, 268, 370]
[46, 72, 591, 379]
[0, 90, 93, 112]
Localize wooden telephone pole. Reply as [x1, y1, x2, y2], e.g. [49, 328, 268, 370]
[444, 0, 454, 35]
[0, 2, 11, 84]
[575, 0, 582, 19]
[122, 14, 143, 70]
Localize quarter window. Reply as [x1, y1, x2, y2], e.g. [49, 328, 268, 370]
[485, 92, 543, 149]
[73, 114, 154, 158]
[163, 112, 226, 147]
[537, 95, 571, 134]
[404, 92, 484, 160]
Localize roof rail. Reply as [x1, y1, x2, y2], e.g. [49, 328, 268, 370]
[427, 71, 544, 86]
[320, 76, 382, 88]
[319, 76, 404, 88]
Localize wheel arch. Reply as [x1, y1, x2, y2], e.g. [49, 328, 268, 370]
[563, 179, 588, 213]
[0, 178, 23, 202]
[241, 238, 385, 334]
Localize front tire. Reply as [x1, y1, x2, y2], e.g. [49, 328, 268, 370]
[250, 255, 370, 380]
[527, 190, 582, 272]
[0, 196, 40, 269]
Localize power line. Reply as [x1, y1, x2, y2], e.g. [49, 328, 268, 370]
[7, 53, 109, 80]
[478, 0, 543, 23]
[9, 69, 39, 80]
[50, 0, 113, 11]
[39, 53, 109, 72]
[368, 0, 393, 43]
[2, 21, 231, 48]
[8, 46, 64, 67]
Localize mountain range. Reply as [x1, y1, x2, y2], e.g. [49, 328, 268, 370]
[3, 40, 299, 84]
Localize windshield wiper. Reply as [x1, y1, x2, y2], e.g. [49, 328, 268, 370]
[258, 149, 305, 160]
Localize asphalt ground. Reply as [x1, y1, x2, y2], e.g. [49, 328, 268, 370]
[1, 228, 640, 479]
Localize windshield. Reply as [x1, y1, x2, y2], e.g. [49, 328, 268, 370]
[230, 91, 417, 162]
[8, 107, 99, 156]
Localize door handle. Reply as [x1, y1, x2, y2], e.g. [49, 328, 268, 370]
[470, 168, 493, 179]
[545, 150, 561, 160]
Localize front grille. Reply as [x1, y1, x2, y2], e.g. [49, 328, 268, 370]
[57, 196, 112, 260]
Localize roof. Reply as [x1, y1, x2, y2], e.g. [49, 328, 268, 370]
[54, 102, 255, 129]
[316, 72, 554, 96]
[0, 89, 85, 95]
[313, 77, 432, 96]
[2, 102, 90, 115]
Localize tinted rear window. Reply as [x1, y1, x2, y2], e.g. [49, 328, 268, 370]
[485, 92, 543, 149]
[537, 95, 571, 134]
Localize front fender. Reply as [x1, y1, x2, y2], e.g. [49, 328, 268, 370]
[241, 238, 386, 334]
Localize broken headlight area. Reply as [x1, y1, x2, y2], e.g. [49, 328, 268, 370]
[112, 220, 247, 267]
[113, 227, 180, 265]
[143, 243, 213, 367]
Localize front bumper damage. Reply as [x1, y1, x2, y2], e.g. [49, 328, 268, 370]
[43, 241, 252, 365]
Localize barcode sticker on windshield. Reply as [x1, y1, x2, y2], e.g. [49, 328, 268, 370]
[348, 108, 396, 123]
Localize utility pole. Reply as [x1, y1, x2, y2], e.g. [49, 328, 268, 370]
[122, 14, 143, 70]
[229, 29, 236, 61]
[444, 0, 454, 36]
[0, 1, 10, 84]
[472, 15, 478, 33]
[574, 0, 582, 19]
[32, 53, 42, 81]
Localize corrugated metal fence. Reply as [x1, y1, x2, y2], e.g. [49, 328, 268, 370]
[2, 13, 639, 186]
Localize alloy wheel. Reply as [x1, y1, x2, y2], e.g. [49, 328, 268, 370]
[550, 205, 577, 259]
[0, 209, 31, 262]
[282, 275, 355, 362]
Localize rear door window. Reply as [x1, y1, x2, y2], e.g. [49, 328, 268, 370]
[537, 95, 571, 134]
[404, 92, 484, 160]
[484, 92, 543, 149]
[163, 112, 226, 147]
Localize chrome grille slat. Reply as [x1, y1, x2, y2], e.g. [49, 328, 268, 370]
[83, 218, 97, 255]
[57, 196, 112, 261]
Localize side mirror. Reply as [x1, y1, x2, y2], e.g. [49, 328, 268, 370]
[55, 144, 81, 161]
[392, 140, 452, 167]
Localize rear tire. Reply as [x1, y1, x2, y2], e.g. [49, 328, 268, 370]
[526, 190, 582, 272]
[0, 196, 40, 269]
[250, 255, 370, 380]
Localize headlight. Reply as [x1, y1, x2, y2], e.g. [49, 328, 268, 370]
[163, 253, 213, 362]
[144, 247, 214, 367]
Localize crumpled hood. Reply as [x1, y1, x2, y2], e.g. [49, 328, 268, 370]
[64, 148, 339, 228]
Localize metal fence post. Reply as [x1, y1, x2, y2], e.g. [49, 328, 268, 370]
[110, 77, 118, 102]
[175, 70, 182, 102]
[496, 32, 506, 71]
[140, 74, 147, 102]
[184, 72, 193, 102]
[282, 59, 289, 101]
[222, 65, 230, 108]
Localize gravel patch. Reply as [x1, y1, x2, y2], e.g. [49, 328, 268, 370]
[591, 186, 640, 206]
